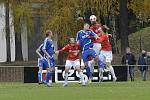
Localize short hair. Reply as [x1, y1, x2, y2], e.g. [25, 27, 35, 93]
[84, 23, 90, 26]
[69, 38, 75, 43]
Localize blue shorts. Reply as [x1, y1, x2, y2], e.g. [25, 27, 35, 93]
[82, 49, 97, 63]
[38, 58, 48, 69]
[47, 57, 56, 68]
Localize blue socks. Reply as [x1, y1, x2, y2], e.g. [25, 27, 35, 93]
[38, 71, 42, 82]
[86, 66, 92, 78]
[46, 71, 52, 83]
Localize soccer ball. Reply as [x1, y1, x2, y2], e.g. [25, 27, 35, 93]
[90, 15, 97, 22]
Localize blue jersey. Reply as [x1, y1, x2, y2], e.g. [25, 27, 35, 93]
[38, 58, 48, 69]
[37, 44, 45, 57]
[42, 37, 55, 56]
[76, 30, 96, 51]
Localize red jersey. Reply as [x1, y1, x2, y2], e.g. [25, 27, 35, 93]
[97, 34, 112, 51]
[59, 43, 80, 61]
[90, 23, 103, 43]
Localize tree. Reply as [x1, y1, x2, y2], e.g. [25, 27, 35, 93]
[3, 0, 150, 62]
[120, 0, 129, 53]
[11, 1, 23, 61]
[5, 0, 11, 62]
[11, 0, 32, 61]
[129, 0, 150, 22]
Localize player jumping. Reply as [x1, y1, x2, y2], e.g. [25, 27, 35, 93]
[97, 32, 117, 82]
[76, 23, 105, 85]
[88, 15, 110, 82]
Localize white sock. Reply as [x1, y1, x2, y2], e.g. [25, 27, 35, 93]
[109, 66, 116, 78]
[64, 73, 68, 84]
[79, 71, 84, 82]
[99, 68, 103, 80]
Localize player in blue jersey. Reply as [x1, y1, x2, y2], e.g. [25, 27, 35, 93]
[76, 23, 106, 84]
[42, 30, 56, 87]
[36, 43, 48, 84]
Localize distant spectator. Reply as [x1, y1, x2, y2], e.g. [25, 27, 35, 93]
[121, 47, 136, 81]
[146, 52, 150, 79]
[147, 52, 150, 65]
[138, 50, 148, 81]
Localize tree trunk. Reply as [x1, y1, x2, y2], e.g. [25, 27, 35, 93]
[21, 17, 28, 61]
[15, 31, 23, 61]
[120, 0, 129, 54]
[109, 0, 119, 54]
[13, 0, 23, 61]
[5, 0, 11, 62]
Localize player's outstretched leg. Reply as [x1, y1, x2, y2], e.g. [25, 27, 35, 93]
[76, 66, 86, 86]
[107, 65, 117, 82]
[63, 72, 68, 87]
[63, 67, 70, 87]
[85, 66, 91, 79]
[99, 67, 104, 82]
[97, 60, 105, 82]
[88, 60, 94, 83]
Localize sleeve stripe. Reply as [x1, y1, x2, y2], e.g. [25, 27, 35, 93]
[42, 38, 47, 50]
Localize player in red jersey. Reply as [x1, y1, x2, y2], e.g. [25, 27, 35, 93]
[97, 32, 117, 82]
[55, 38, 85, 86]
[90, 15, 110, 55]
[90, 15, 102, 55]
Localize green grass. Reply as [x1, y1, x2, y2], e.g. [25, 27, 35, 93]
[0, 82, 150, 100]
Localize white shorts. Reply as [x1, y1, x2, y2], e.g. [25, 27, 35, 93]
[65, 59, 80, 69]
[93, 43, 101, 55]
[80, 59, 94, 68]
[99, 50, 113, 63]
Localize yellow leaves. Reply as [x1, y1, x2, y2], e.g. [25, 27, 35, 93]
[144, 0, 150, 15]
[12, 3, 30, 18]
[29, 0, 48, 3]
[41, 0, 150, 45]
[41, 0, 80, 45]
[10, 1, 33, 32]
[41, 0, 119, 44]
[129, 0, 150, 21]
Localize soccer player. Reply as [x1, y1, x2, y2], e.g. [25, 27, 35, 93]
[36, 43, 48, 84]
[90, 15, 102, 55]
[42, 30, 56, 87]
[76, 23, 105, 84]
[97, 32, 117, 82]
[55, 38, 84, 86]
[89, 15, 109, 55]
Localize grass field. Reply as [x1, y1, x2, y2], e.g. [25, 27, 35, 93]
[0, 81, 150, 100]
